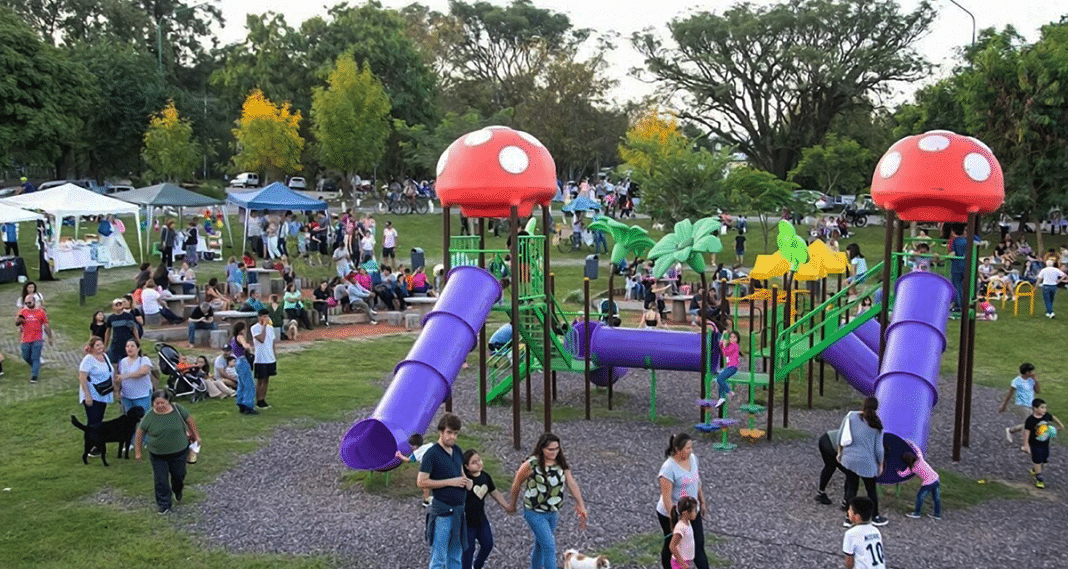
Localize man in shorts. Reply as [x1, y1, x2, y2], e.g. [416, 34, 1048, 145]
[250, 308, 277, 409]
[382, 220, 397, 264]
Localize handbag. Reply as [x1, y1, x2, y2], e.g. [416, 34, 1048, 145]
[326, 297, 337, 307]
[839, 412, 855, 447]
[94, 359, 115, 396]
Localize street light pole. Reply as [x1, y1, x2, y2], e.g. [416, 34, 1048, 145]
[156, 1, 215, 72]
[947, 0, 976, 46]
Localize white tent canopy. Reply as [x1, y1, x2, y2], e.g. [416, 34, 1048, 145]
[0, 203, 44, 224]
[1, 183, 143, 266]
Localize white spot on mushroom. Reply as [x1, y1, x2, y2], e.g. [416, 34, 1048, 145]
[436, 147, 450, 177]
[484, 125, 509, 130]
[879, 151, 903, 179]
[464, 130, 492, 147]
[918, 135, 951, 152]
[963, 153, 991, 182]
[927, 129, 956, 136]
[517, 131, 545, 148]
[968, 137, 993, 155]
[498, 146, 529, 174]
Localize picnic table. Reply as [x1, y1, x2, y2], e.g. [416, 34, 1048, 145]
[405, 297, 437, 319]
[163, 294, 196, 313]
[667, 295, 692, 323]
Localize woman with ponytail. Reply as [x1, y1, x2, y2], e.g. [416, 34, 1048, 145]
[656, 433, 708, 569]
[837, 397, 887, 527]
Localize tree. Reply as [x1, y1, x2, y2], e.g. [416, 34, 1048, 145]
[142, 100, 198, 182]
[957, 23, 1068, 253]
[312, 58, 392, 195]
[394, 107, 514, 178]
[723, 167, 798, 250]
[0, 7, 93, 175]
[231, 89, 304, 181]
[619, 111, 734, 222]
[787, 134, 874, 197]
[634, 0, 935, 179]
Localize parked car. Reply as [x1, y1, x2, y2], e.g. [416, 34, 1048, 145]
[107, 184, 134, 195]
[38, 179, 111, 193]
[229, 172, 260, 188]
[316, 178, 338, 192]
[287, 176, 307, 190]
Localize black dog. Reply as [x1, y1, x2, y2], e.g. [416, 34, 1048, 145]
[70, 406, 145, 466]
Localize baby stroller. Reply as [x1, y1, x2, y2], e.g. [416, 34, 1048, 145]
[155, 343, 208, 402]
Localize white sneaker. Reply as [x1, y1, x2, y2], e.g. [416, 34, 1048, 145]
[1005, 427, 1013, 443]
[714, 398, 726, 408]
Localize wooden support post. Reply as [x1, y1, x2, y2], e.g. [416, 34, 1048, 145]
[550, 273, 558, 402]
[878, 211, 897, 360]
[700, 272, 708, 424]
[509, 205, 521, 450]
[767, 286, 778, 442]
[542, 204, 552, 433]
[443, 206, 452, 414]
[962, 214, 979, 448]
[478, 218, 487, 426]
[952, 213, 977, 461]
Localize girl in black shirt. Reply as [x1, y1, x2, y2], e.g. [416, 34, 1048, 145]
[462, 449, 513, 569]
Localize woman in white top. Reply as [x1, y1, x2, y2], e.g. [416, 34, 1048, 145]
[116, 339, 155, 414]
[78, 337, 115, 429]
[1037, 258, 1068, 317]
[656, 433, 708, 569]
[15, 281, 44, 310]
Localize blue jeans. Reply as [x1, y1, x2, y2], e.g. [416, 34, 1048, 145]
[235, 357, 255, 411]
[430, 512, 464, 569]
[593, 231, 607, 254]
[1042, 284, 1056, 314]
[914, 480, 942, 517]
[121, 396, 151, 443]
[188, 321, 216, 345]
[716, 366, 737, 398]
[20, 339, 43, 379]
[462, 520, 494, 569]
[522, 509, 558, 569]
[950, 271, 965, 309]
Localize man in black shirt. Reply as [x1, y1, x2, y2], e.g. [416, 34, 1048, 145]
[103, 298, 140, 363]
[418, 413, 471, 568]
[187, 302, 216, 348]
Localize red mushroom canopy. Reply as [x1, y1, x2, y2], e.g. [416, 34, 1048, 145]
[871, 130, 1004, 222]
[435, 126, 557, 218]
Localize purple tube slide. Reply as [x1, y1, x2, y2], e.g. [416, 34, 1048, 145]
[572, 321, 704, 371]
[874, 271, 955, 484]
[339, 266, 501, 471]
[821, 326, 879, 396]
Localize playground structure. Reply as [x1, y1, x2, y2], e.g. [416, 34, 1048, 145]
[339, 128, 1003, 472]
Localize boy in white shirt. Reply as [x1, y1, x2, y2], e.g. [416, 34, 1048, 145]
[842, 496, 885, 569]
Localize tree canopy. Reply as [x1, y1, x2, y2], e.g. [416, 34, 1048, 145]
[142, 100, 198, 182]
[634, 0, 935, 179]
[231, 90, 304, 181]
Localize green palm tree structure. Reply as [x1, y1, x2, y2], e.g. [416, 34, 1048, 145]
[647, 217, 723, 420]
[587, 216, 656, 325]
[775, 219, 809, 271]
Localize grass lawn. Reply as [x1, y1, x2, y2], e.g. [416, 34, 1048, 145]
[0, 208, 1063, 568]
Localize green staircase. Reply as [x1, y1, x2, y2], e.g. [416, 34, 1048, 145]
[485, 293, 587, 402]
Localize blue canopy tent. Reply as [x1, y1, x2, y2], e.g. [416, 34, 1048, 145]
[226, 182, 329, 255]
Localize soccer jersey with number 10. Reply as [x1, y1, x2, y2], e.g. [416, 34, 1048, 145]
[843, 524, 885, 569]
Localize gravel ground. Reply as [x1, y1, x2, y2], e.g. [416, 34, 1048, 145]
[164, 352, 1066, 569]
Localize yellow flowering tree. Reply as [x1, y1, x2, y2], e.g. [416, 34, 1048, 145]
[619, 109, 733, 222]
[141, 101, 199, 182]
[231, 89, 304, 181]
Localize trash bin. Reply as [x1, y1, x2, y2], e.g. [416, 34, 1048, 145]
[584, 254, 599, 280]
[79, 264, 99, 305]
[411, 247, 425, 270]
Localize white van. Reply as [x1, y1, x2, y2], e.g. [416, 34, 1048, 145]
[229, 173, 260, 188]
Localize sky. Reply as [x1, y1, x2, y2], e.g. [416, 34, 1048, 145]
[210, 0, 1067, 106]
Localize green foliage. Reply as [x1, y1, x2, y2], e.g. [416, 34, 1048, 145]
[635, 0, 935, 179]
[647, 217, 723, 277]
[394, 108, 514, 176]
[586, 217, 656, 265]
[620, 113, 735, 222]
[142, 101, 199, 182]
[775, 220, 809, 270]
[0, 7, 93, 168]
[311, 58, 392, 185]
[787, 134, 874, 197]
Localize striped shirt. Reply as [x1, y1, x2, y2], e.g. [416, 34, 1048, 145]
[897, 444, 939, 485]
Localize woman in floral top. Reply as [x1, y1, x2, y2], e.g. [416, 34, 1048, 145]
[508, 433, 588, 569]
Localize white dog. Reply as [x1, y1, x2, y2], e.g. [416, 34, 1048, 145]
[651, 221, 665, 232]
[563, 548, 611, 569]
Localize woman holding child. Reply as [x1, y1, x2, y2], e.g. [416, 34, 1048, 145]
[656, 433, 709, 569]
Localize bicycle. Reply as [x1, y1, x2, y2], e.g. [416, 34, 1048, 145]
[556, 226, 593, 253]
[376, 194, 410, 215]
